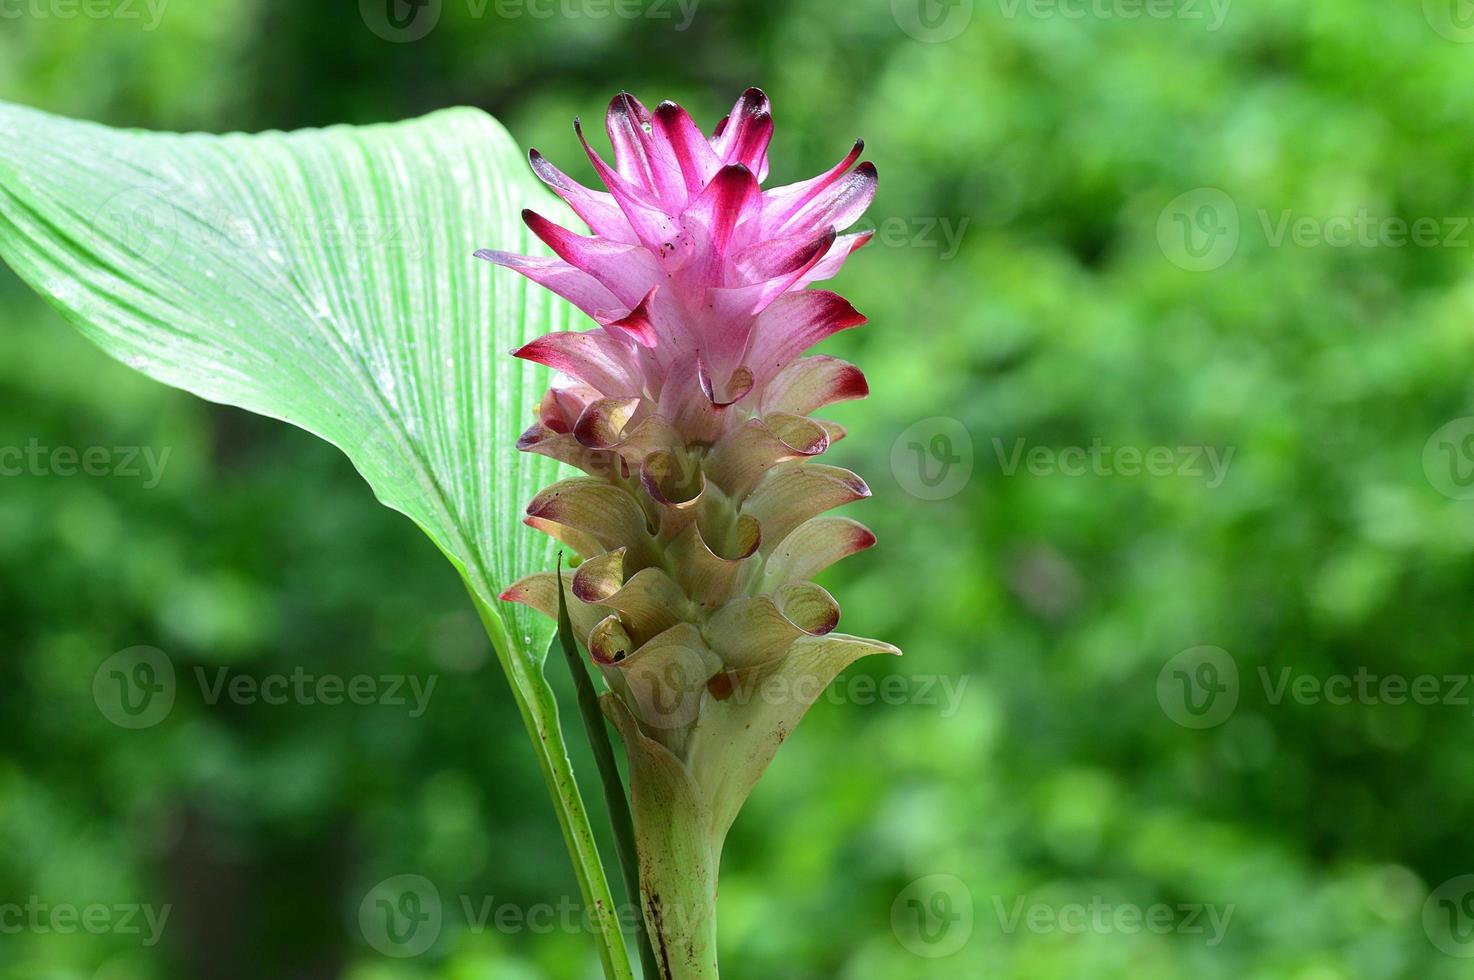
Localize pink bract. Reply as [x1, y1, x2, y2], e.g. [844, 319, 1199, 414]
[478, 88, 877, 454]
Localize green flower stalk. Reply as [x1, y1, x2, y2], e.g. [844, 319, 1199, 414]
[480, 89, 898, 979]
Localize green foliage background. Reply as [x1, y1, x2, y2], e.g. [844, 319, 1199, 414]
[3, 1, 1474, 977]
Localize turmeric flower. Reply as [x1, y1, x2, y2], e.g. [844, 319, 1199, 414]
[479, 89, 897, 979]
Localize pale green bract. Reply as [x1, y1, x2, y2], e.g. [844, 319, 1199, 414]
[0, 102, 632, 979]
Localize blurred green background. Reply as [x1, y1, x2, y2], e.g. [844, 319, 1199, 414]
[4, 1, 1474, 977]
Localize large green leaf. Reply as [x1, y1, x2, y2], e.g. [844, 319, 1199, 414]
[0, 102, 630, 977]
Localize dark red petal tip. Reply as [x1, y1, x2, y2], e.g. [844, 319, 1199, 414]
[837, 364, 870, 401]
[516, 422, 558, 452]
[705, 163, 761, 203]
[809, 291, 869, 330]
[604, 288, 660, 348]
[527, 150, 564, 186]
[511, 334, 564, 363]
[609, 92, 648, 131]
[738, 87, 769, 110]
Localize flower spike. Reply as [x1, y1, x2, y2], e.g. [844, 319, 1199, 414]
[481, 89, 897, 980]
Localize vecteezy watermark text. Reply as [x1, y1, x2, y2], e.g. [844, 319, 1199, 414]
[195, 666, 437, 717]
[0, 898, 170, 946]
[1258, 209, 1474, 250]
[743, 672, 969, 716]
[892, 0, 1228, 43]
[360, 0, 699, 42]
[1158, 645, 1474, 729]
[851, 216, 971, 261]
[0, 0, 168, 30]
[481, 0, 698, 26]
[993, 438, 1235, 488]
[633, 669, 971, 732]
[993, 895, 1235, 945]
[994, 0, 1231, 30]
[0, 440, 171, 488]
[1261, 666, 1474, 714]
[358, 875, 706, 958]
[1159, 188, 1474, 271]
[93, 647, 438, 728]
[95, 187, 427, 271]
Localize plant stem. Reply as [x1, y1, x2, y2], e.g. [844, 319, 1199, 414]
[469, 583, 633, 980]
[556, 555, 664, 979]
[602, 694, 721, 980]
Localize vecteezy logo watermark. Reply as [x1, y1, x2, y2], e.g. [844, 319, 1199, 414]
[1425, 0, 1474, 43]
[0, 440, 172, 488]
[1157, 646, 1238, 729]
[1424, 417, 1474, 501]
[93, 647, 176, 730]
[359, 875, 442, 957]
[1158, 188, 1240, 272]
[0, 0, 168, 30]
[993, 0, 1231, 30]
[992, 438, 1235, 488]
[94, 187, 181, 268]
[93, 649, 439, 728]
[892, 417, 975, 500]
[360, 0, 442, 41]
[993, 895, 1234, 945]
[0, 898, 171, 946]
[1426, 875, 1474, 956]
[892, 0, 975, 42]
[892, 874, 974, 958]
